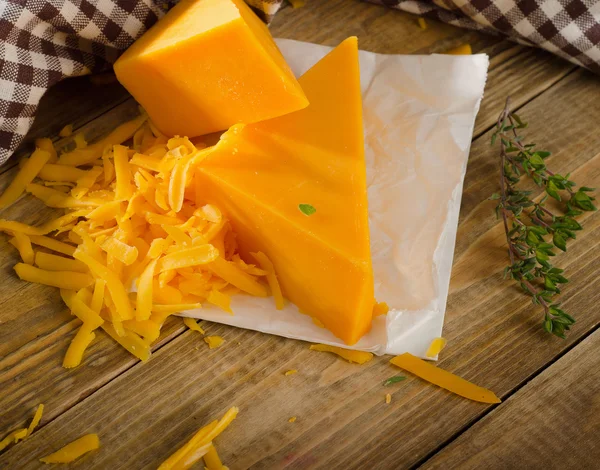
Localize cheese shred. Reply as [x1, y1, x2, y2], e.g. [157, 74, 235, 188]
[426, 337, 447, 358]
[158, 407, 238, 470]
[309, 344, 373, 365]
[0, 404, 44, 452]
[390, 353, 501, 404]
[184, 317, 205, 334]
[40, 433, 100, 464]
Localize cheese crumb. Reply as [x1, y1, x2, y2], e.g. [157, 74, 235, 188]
[372, 301, 389, 317]
[288, 416, 297, 423]
[205, 336, 225, 349]
[59, 124, 73, 137]
[385, 393, 392, 404]
[426, 337, 447, 358]
[184, 317, 205, 334]
[284, 369, 297, 376]
[418, 18, 427, 30]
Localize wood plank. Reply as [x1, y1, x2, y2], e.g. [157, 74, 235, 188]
[2, 69, 600, 469]
[421, 327, 600, 469]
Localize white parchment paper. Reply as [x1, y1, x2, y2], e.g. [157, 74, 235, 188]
[179, 39, 488, 358]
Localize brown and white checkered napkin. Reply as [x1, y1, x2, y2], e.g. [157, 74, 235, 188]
[370, 0, 600, 73]
[0, 0, 284, 166]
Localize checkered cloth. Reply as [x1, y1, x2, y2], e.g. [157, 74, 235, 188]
[0, 0, 284, 165]
[370, 0, 600, 73]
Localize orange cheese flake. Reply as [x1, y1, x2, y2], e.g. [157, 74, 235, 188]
[418, 17, 427, 29]
[14, 263, 93, 290]
[284, 369, 297, 376]
[207, 289, 232, 313]
[36, 138, 57, 163]
[29, 235, 76, 256]
[102, 323, 150, 361]
[390, 353, 501, 404]
[157, 245, 219, 272]
[309, 344, 373, 365]
[90, 279, 106, 314]
[58, 114, 146, 166]
[373, 301, 389, 317]
[9, 232, 35, 264]
[385, 393, 392, 404]
[0, 147, 51, 208]
[204, 336, 225, 349]
[208, 257, 268, 297]
[0, 428, 28, 452]
[35, 251, 89, 273]
[426, 337, 447, 358]
[183, 317, 205, 334]
[1, 404, 44, 452]
[251, 251, 284, 310]
[288, 416, 297, 423]
[59, 124, 73, 137]
[203, 444, 226, 470]
[26, 404, 44, 437]
[70, 297, 105, 330]
[37, 163, 86, 182]
[63, 325, 96, 368]
[123, 319, 161, 343]
[445, 44, 472, 55]
[158, 407, 238, 470]
[40, 433, 100, 464]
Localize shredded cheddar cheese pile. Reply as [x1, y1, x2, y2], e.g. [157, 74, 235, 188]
[0, 404, 44, 453]
[0, 115, 281, 368]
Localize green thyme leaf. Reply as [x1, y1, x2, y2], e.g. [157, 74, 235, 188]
[383, 375, 407, 386]
[298, 204, 316, 216]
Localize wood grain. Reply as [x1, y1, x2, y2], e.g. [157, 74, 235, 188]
[0, 1, 597, 468]
[422, 327, 600, 469]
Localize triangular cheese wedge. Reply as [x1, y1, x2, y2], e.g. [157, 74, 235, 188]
[195, 37, 373, 344]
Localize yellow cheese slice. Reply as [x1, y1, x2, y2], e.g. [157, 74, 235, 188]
[114, 0, 308, 137]
[195, 37, 373, 344]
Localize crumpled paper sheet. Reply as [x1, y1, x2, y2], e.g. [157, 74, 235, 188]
[179, 39, 489, 358]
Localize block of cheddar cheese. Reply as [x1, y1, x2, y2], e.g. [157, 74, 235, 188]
[195, 37, 374, 345]
[114, 0, 308, 137]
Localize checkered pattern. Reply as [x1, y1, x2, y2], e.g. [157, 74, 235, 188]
[369, 0, 600, 73]
[0, 0, 284, 165]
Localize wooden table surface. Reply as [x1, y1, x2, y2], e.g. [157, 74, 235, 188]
[1, 1, 600, 469]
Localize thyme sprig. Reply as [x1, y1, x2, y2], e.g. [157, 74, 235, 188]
[491, 98, 596, 338]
